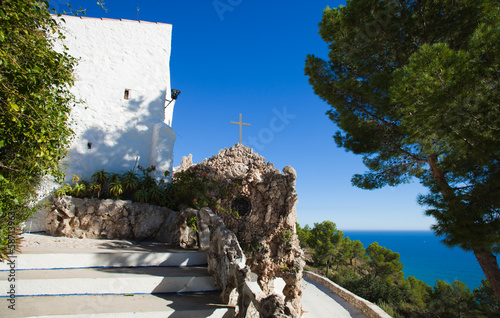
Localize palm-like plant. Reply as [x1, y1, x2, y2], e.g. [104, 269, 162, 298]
[108, 179, 123, 198]
[73, 181, 88, 198]
[89, 182, 102, 198]
[108, 173, 121, 183]
[140, 174, 156, 190]
[92, 169, 109, 185]
[122, 170, 139, 192]
[54, 184, 73, 197]
[134, 188, 149, 203]
[148, 185, 164, 205]
[71, 175, 80, 185]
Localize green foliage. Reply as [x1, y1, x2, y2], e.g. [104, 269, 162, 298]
[54, 166, 231, 216]
[54, 183, 73, 197]
[0, 0, 79, 259]
[298, 219, 499, 317]
[92, 169, 109, 186]
[402, 276, 433, 310]
[134, 188, 149, 204]
[428, 280, 478, 318]
[137, 165, 156, 189]
[148, 185, 164, 204]
[167, 168, 223, 211]
[305, 0, 500, 298]
[186, 215, 197, 232]
[343, 274, 404, 305]
[108, 179, 123, 199]
[307, 221, 344, 270]
[366, 242, 404, 280]
[88, 182, 101, 198]
[296, 223, 311, 248]
[474, 279, 500, 317]
[349, 239, 368, 269]
[121, 170, 139, 192]
[280, 228, 293, 243]
[72, 181, 88, 198]
[376, 302, 399, 318]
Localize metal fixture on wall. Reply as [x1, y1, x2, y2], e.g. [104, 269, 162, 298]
[164, 89, 181, 108]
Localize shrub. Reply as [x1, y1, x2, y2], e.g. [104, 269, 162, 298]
[121, 170, 138, 193]
[108, 179, 123, 198]
[134, 188, 149, 203]
[92, 169, 109, 186]
[52, 166, 230, 213]
[280, 229, 293, 243]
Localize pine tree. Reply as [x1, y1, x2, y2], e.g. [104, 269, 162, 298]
[305, 0, 500, 299]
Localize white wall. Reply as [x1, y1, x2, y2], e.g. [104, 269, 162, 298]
[25, 16, 177, 232]
[57, 16, 176, 181]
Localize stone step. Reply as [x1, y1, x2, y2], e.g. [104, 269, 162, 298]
[1, 266, 216, 297]
[0, 236, 227, 317]
[2, 293, 235, 318]
[0, 248, 207, 270]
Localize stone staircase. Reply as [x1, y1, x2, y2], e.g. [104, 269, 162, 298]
[0, 242, 234, 317]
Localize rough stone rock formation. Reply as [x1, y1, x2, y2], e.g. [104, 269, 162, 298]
[48, 144, 304, 316]
[187, 143, 305, 316]
[173, 154, 193, 174]
[198, 206, 290, 317]
[47, 195, 198, 248]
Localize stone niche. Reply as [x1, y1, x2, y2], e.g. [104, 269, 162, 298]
[182, 144, 305, 315]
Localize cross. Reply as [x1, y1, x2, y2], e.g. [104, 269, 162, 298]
[230, 113, 251, 145]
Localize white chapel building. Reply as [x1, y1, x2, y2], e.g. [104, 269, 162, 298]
[27, 15, 177, 232]
[58, 15, 177, 181]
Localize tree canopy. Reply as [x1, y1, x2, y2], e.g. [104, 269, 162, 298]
[306, 221, 344, 275]
[305, 0, 500, 299]
[366, 242, 403, 280]
[0, 0, 78, 260]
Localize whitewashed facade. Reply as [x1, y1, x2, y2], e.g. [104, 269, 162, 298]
[58, 15, 176, 181]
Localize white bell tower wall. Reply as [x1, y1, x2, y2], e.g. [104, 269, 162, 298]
[56, 15, 176, 181]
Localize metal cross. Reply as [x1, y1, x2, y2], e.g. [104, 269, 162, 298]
[230, 113, 251, 145]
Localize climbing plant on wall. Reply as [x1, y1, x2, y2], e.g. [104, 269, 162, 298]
[0, 0, 79, 260]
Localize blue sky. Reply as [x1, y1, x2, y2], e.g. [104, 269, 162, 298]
[56, 0, 435, 231]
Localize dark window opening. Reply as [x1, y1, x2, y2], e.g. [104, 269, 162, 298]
[231, 197, 251, 217]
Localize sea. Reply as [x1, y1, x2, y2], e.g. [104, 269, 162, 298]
[343, 230, 498, 290]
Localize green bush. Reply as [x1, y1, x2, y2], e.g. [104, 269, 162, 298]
[280, 228, 293, 243]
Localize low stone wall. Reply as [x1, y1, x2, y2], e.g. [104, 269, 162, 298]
[303, 271, 392, 318]
[47, 195, 198, 248]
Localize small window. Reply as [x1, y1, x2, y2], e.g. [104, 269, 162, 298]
[231, 197, 251, 217]
[124, 89, 130, 100]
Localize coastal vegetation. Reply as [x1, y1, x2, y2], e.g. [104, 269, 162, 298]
[298, 221, 500, 317]
[305, 0, 500, 299]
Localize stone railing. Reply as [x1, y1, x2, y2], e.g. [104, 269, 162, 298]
[198, 207, 289, 317]
[303, 271, 392, 318]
